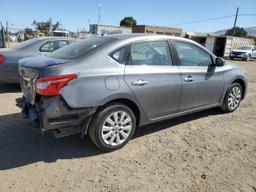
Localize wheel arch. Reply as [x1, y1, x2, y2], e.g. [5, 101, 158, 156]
[231, 78, 246, 99]
[98, 98, 141, 126]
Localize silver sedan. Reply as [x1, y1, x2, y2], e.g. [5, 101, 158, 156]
[18, 34, 247, 152]
[0, 37, 76, 83]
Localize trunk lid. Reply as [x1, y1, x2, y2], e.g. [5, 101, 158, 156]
[19, 56, 68, 68]
[18, 56, 68, 105]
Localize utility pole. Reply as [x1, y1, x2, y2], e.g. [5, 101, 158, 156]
[233, 7, 239, 28]
[6, 21, 9, 48]
[88, 19, 91, 31]
[98, 3, 102, 25]
[0, 22, 4, 48]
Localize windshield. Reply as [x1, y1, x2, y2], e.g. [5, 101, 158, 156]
[238, 46, 252, 50]
[49, 37, 116, 60]
[11, 38, 39, 50]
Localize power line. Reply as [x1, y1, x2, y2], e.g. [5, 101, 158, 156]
[9, 27, 24, 31]
[170, 13, 256, 26]
[239, 14, 256, 16]
[170, 15, 235, 26]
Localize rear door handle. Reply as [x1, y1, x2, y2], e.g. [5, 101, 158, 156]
[184, 76, 195, 82]
[131, 80, 149, 86]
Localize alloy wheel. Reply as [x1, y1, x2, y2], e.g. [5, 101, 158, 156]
[228, 86, 242, 110]
[101, 111, 133, 146]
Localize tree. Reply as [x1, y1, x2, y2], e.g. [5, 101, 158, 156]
[225, 27, 248, 37]
[120, 17, 137, 27]
[32, 18, 61, 35]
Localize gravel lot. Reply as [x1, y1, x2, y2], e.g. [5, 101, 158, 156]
[0, 60, 255, 192]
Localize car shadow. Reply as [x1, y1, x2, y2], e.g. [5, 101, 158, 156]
[0, 83, 21, 93]
[0, 109, 223, 170]
[0, 112, 102, 170]
[134, 108, 222, 138]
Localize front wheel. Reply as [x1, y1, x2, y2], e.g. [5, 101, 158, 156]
[245, 54, 251, 62]
[220, 83, 243, 112]
[88, 103, 136, 152]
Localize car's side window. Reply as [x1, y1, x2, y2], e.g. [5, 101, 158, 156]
[39, 41, 55, 52]
[174, 41, 212, 67]
[129, 41, 172, 66]
[56, 40, 69, 50]
[110, 46, 128, 64]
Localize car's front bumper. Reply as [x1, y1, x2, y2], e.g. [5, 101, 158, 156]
[17, 96, 96, 138]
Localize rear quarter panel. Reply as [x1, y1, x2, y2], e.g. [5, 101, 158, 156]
[59, 52, 148, 124]
[58, 55, 148, 125]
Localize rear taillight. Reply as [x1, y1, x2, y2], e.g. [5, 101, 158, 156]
[0, 55, 5, 64]
[36, 74, 77, 96]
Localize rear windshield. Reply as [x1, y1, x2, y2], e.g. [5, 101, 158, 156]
[11, 39, 39, 50]
[49, 37, 116, 60]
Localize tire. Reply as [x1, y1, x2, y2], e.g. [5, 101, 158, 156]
[220, 83, 243, 113]
[246, 54, 251, 62]
[88, 102, 136, 152]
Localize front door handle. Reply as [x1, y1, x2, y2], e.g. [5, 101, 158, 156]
[184, 76, 195, 82]
[131, 79, 149, 86]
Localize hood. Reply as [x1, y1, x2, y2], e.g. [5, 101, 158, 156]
[232, 49, 250, 53]
[19, 56, 68, 69]
[225, 61, 239, 68]
[225, 61, 247, 74]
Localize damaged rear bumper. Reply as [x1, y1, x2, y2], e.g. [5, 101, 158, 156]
[16, 96, 96, 138]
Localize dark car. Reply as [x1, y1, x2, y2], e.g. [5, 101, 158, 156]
[0, 37, 76, 83]
[18, 34, 247, 152]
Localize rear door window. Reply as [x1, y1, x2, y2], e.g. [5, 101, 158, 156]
[40, 40, 70, 53]
[110, 46, 129, 64]
[55, 40, 69, 49]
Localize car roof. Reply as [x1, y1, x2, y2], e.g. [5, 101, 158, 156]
[104, 34, 205, 50]
[107, 33, 181, 40]
[35, 37, 76, 41]
[106, 33, 194, 44]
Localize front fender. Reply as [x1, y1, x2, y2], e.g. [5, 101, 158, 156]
[221, 65, 248, 103]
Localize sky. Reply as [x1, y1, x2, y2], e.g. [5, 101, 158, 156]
[0, 0, 255, 33]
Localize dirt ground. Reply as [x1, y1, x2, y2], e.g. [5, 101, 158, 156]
[0, 60, 255, 192]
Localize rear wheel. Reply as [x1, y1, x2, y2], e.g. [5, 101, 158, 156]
[89, 103, 136, 152]
[220, 83, 242, 112]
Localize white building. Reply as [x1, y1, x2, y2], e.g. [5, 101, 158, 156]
[90, 24, 132, 36]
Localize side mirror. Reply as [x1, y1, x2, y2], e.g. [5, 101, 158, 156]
[215, 57, 225, 66]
